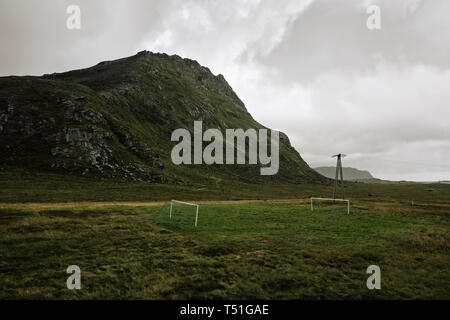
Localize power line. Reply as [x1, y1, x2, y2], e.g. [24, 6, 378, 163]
[332, 153, 346, 200]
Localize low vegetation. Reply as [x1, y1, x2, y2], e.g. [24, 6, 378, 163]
[1, 197, 448, 299]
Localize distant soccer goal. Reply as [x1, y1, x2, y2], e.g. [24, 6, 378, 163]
[169, 200, 200, 226]
[310, 197, 350, 214]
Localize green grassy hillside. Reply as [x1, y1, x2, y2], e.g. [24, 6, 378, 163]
[0, 51, 325, 185]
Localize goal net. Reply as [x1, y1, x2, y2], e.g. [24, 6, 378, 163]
[161, 200, 200, 227]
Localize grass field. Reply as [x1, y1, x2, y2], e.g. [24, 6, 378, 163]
[2, 166, 450, 203]
[1, 198, 449, 299]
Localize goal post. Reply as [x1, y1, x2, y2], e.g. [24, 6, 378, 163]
[169, 200, 200, 226]
[310, 197, 350, 214]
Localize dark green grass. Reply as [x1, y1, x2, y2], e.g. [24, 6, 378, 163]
[1, 200, 448, 299]
[1, 166, 450, 204]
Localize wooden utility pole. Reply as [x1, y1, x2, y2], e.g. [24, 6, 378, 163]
[332, 153, 346, 200]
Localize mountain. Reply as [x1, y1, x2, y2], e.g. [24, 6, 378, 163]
[0, 51, 326, 185]
[314, 166, 378, 182]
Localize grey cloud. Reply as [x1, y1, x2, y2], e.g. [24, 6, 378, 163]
[0, 0, 448, 181]
[0, 0, 176, 76]
[256, 0, 450, 83]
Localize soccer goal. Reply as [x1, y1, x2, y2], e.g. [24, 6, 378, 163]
[310, 197, 350, 214]
[169, 200, 200, 226]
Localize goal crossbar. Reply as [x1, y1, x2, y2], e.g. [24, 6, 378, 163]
[310, 197, 350, 214]
[169, 200, 199, 226]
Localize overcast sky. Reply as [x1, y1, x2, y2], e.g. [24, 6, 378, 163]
[1, 0, 449, 181]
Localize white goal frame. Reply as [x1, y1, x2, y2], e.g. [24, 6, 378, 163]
[310, 197, 350, 214]
[169, 200, 200, 227]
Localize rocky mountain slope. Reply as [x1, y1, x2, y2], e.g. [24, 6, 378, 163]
[0, 51, 325, 185]
[314, 166, 377, 182]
